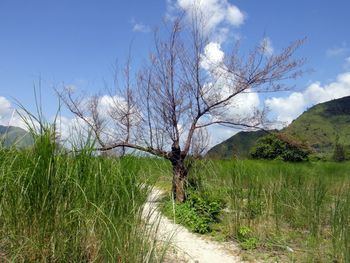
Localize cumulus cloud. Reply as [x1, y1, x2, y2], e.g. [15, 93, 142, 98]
[265, 92, 306, 125]
[0, 93, 140, 150]
[0, 96, 11, 118]
[227, 91, 260, 118]
[200, 42, 225, 70]
[226, 4, 245, 26]
[0, 95, 90, 141]
[97, 95, 121, 119]
[97, 95, 140, 125]
[56, 93, 142, 147]
[200, 41, 260, 121]
[265, 72, 350, 127]
[55, 115, 92, 145]
[0, 96, 27, 129]
[168, 0, 245, 41]
[168, 1, 254, 122]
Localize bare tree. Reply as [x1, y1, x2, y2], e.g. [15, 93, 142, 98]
[59, 15, 304, 202]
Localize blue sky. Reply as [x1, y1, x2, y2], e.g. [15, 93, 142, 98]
[1, 0, 350, 145]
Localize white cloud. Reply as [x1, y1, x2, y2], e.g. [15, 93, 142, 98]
[227, 91, 260, 118]
[265, 72, 350, 127]
[0, 96, 27, 129]
[132, 23, 151, 33]
[208, 125, 237, 147]
[0, 96, 11, 118]
[98, 95, 141, 125]
[130, 18, 150, 33]
[226, 4, 245, 26]
[200, 42, 224, 70]
[56, 93, 142, 147]
[168, 0, 245, 40]
[200, 41, 260, 120]
[55, 115, 91, 145]
[0, 93, 141, 149]
[265, 92, 306, 125]
[171, 1, 249, 121]
[260, 37, 274, 56]
[98, 95, 121, 119]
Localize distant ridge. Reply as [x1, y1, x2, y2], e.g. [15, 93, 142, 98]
[282, 96, 350, 154]
[0, 125, 33, 148]
[207, 96, 350, 159]
[207, 130, 268, 159]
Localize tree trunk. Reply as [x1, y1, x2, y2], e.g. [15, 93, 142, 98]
[170, 145, 188, 202]
[171, 158, 188, 202]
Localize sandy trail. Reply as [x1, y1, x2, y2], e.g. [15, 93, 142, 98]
[143, 188, 244, 263]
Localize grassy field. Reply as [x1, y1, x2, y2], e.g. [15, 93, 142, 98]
[1, 128, 349, 262]
[161, 160, 350, 262]
[0, 129, 166, 262]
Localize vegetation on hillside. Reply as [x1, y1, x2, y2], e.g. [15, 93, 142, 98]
[207, 130, 268, 159]
[282, 96, 350, 157]
[207, 96, 350, 161]
[250, 133, 310, 162]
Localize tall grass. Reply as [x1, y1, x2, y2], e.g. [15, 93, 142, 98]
[171, 159, 350, 262]
[0, 127, 165, 262]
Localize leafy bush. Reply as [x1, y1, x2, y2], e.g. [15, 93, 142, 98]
[162, 189, 224, 234]
[250, 134, 309, 162]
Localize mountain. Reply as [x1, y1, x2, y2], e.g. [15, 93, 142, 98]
[207, 96, 350, 159]
[282, 96, 350, 154]
[0, 125, 34, 148]
[207, 130, 268, 159]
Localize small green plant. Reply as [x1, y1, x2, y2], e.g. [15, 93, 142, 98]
[237, 226, 258, 250]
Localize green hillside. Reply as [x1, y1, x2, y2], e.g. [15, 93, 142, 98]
[207, 96, 350, 159]
[283, 96, 350, 154]
[0, 125, 34, 148]
[207, 130, 268, 159]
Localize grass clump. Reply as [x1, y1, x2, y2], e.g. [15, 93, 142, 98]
[0, 127, 165, 262]
[158, 159, 350, 262]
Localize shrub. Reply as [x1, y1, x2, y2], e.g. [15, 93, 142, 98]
[250, 134, 309, 162]
[162, 189, 224, 234]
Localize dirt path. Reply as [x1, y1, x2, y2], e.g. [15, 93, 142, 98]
[143, 188, 244, 263]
